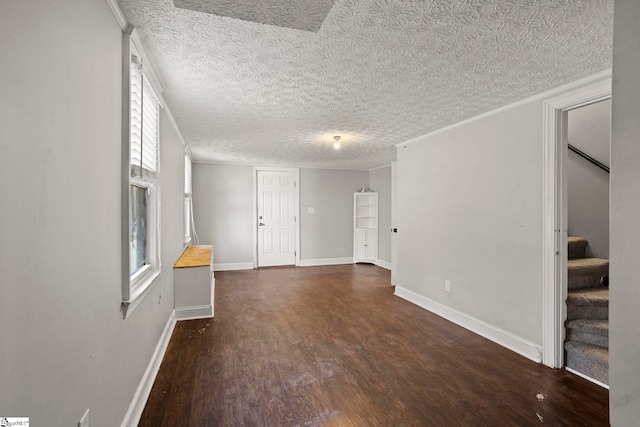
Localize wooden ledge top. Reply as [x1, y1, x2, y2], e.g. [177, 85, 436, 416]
[174, 245, 213, 269]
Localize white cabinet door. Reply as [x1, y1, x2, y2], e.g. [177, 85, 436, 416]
[354, 229, 377, 262]
[355, 229, 368, 260]
[366, 229, 378, 261]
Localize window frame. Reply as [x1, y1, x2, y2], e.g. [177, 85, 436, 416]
[128, 178, 159, 301]
[184, 153, 193, 247]
[121, 27, 162, 318]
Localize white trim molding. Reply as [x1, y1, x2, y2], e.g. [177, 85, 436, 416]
[369, 164, 392, 172]
[565, 367, 609, 389]
[398, 69, 612, 149]
[130, 30, 165, 108]
[105, 0, 128, 30]
[395, 286, 543, 363]
[374, 259, 392, 270]
[541, 77, 611, 368]
[299, 257, 354, 267]
[106, 2, 166, 107]
[120, 311, 176, 427]
[213, 262, 254, 271]
[175, 305, 213, 321]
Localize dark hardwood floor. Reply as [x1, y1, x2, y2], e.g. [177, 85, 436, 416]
[139, 264, 609, 426]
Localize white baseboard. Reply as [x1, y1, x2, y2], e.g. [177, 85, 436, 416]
[121, 311, 176, 427]
[394, 286, 543, 363]
[375, 259, 392, 270]
[175, 305, 213, 321]
[565, 367, 609, 389]
[213, 262, 254, 271]
[299, 257, 354, 267]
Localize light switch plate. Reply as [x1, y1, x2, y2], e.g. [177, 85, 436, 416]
[308, 207, 314, 214]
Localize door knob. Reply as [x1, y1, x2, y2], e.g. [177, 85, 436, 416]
[259, 222, 265, 226]
[392, 228, 398, 233]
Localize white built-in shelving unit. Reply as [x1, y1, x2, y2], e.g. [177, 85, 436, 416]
[354, 192, 378, 263]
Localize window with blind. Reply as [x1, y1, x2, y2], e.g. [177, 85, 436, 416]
[130, 57, 159, 181]
[122, 34, 161, 318]
[184, 154, 193, 246]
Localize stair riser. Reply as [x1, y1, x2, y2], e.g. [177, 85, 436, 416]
[565, 238, 609, 384]
[568, 271, 608, 290]
[568, 247, 586, 260]
[565, 348, 609, 385]
[567, 305, 609, 321]
[566, 330, 608, 349]
[567, 237, 588, 260]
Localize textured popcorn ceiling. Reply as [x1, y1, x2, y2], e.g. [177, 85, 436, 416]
[117, 0, 613, 169]
[173, 0, 337, 32]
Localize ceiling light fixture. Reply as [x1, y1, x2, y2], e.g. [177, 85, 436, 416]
[333, 135, 341, 149]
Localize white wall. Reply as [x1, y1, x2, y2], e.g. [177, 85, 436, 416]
[300, 168, 369, 261]
[568, 99, 611, 167]
[396, 101, 544, 345]
[159, 109, 188, 316]
[0, 1, 184, 425]
[610, 0, 640, 423]
[192, 164, 371, 266]
[370, 166, 392, 264]
[395, 76, 611, 351]
[192, 163, 255, 265]
[567, 100, 610, 259]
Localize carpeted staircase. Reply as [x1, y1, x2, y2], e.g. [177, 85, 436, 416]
[565, 237, 609, 385]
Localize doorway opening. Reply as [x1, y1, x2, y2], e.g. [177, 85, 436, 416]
[563, 99, 611, 386]
[542, 78, 611, 386]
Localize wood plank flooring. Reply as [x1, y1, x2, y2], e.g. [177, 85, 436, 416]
[139, 264, 609, 426]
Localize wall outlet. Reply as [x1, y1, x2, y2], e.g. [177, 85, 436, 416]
[445, 280, 451, 292]
[79, 409, 89, 427]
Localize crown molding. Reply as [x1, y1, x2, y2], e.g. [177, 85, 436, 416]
[163, 106, 188, 149]
[369, 163, 392, 171]
[105, 0, 128, 30]
[106, 1, 165, 108]
[130, 29, 166, 108]
[397, 69, 612, 149]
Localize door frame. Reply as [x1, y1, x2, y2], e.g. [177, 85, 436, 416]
[541, 77, 611, 368]
[253, 166, 300, 268]
[391, 161, 398, 286]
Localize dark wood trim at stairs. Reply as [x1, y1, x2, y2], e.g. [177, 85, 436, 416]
[140, 265, 609, 426]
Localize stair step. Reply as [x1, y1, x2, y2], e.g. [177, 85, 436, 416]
[567, 288, 609, 320]
[568, 258, 609, 289]
[568, 236, 588, 260]
[565, 341, 609, 385]
[565, 319, 609, 349]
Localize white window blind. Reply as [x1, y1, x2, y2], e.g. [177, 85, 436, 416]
[184, 155, 193, 244]
[184, 155, 192, 196]
[130, 52, 159, 180]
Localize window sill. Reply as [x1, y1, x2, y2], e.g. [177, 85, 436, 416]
[122, 269, 160, 319]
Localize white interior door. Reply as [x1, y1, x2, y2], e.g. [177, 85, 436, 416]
[257, 170, 296, 267]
